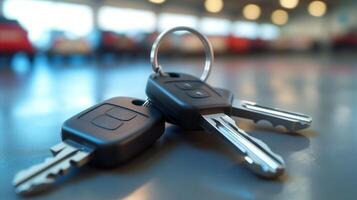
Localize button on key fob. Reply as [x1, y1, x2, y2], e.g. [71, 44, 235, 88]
[13, 97, 165, 195]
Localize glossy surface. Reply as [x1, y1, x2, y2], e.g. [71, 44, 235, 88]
[1, 54, 357, 199]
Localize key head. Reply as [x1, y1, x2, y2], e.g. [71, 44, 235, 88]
[214, 87, 234, 104]
[61, 97, 165, 168]
[146, 73, 231, 129]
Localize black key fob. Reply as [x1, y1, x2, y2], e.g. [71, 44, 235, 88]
[61, 97, 165, 168]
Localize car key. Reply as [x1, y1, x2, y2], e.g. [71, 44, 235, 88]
[146, 73, 285, 178]
[214, 88, 312, 131]
[13, 97, 165, 195]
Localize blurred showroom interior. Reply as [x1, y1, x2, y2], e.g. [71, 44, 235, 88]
[0, 0, 356, 65]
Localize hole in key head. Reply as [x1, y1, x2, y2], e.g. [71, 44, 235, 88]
[132, 99, 145, 106]
[168, 73, 180, 78]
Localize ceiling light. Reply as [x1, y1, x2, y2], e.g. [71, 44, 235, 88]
[279, 0, 299, 9]
[271, 9, 289, 25]
[243, 4, 261, 20]
[308, 1, 327, 17]
[149, 0, 166, 4]
[205, 0, 224, 13]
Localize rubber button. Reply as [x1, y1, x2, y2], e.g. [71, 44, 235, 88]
[106, 107, 137, 121]
[187, 89, 210, 98]
[92, 115, 123, 130]
[175, 82, 200, 90]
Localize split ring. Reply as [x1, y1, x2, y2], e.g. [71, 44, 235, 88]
[150, 26, 214, 82]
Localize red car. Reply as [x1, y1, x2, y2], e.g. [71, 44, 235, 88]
[333, 29, 357, 51]
[0, 16, 35, 62]
[96, 31, 144, 58]
[226, 35, 253, 53]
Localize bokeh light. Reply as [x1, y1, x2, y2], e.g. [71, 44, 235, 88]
[205, 0, 224, 13]
[279, 0, 299, 9]
[148, 0, 166, 4]
[271, 9, 289, 25]
[308, 1, 327, 17]
[243, 4, 261, 20]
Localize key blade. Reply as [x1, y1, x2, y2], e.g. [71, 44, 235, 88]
[142, 99, 152, 107]
[232, 99, 312, 131]
[13, 140, 94, 195]
[201, 113, 285, 178]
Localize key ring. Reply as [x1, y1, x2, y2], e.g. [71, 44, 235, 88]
[150, 26, 214, 82]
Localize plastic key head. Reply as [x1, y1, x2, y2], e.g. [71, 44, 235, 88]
[146, 72, 231, 130]
[61, 97, 165, 167]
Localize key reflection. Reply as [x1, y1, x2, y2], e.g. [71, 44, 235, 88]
[122, 180, 156, 200]
[4, 60, 98, 151]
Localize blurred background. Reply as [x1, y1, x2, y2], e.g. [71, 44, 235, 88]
[1, 1, 357, 199]
[0, 0, 356, 64]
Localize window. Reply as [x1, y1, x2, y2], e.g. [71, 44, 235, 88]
[200, 17, 232, 36]
[158, 13, 198, 31]
[259, 24, 280, 40]
[4, 0, 93, 47]
[51, 3, 93, 37]
[98, 6, 156, 34]
[233, 21, 259, 39]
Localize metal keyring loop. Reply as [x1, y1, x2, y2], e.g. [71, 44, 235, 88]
[150, 26, 214, 82]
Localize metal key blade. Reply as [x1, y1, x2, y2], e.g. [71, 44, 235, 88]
[201, 113, 285, 178]
[13, 140, 94, 195]
[232, 99, 312, 131]
[142, 99, 152, 107]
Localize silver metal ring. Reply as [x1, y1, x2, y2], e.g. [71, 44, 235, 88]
[150, 26, 214, 82]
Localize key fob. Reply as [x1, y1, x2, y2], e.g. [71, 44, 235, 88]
[146, 73, 231, 129]
[61, 97, 165, 168]
[214, 87, 234, 104]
